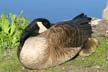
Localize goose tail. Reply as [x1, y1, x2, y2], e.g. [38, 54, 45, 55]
[72, 13, 91, 24]
[72, 13, 93, 35]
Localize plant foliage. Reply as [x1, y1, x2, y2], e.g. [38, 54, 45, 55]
[0, 12, 28, 49]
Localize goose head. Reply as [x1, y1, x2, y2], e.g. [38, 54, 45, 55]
[34, 18, 51, 33]
[25, 18, 51, 34]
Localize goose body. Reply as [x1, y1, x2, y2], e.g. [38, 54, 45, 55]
[18, 13, 93, 69]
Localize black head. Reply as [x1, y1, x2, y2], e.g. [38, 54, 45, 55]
[35, 18, 51, 29]
[34, 18, 52, 33]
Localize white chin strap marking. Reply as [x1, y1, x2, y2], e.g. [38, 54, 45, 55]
[36, 22, 47, 33]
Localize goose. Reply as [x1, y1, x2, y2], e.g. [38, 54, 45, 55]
[17, 13, 97, 69]
[17, 18, 53, 58]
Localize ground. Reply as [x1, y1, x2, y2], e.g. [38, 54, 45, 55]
[0, 21, 108, 72]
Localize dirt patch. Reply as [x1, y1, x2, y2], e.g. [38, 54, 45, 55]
[61, 65, 108, 72]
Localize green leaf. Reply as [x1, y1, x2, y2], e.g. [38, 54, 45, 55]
[9, 13, 16, 36]
[0, 13, 10, 34]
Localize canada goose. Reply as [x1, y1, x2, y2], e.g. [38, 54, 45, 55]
[17, 13, 97, 69]
[17, 18, 53, 58]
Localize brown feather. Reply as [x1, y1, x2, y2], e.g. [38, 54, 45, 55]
[40, 23, 82, 66]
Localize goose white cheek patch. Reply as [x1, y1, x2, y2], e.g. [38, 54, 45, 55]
[36, 22, 47, 33]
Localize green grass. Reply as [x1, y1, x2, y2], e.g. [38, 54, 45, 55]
[69, 38, 108, 67]
[0, 38, 108, 72]
[0, 48, 22, 72]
